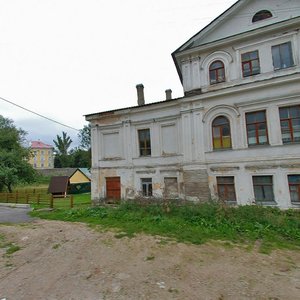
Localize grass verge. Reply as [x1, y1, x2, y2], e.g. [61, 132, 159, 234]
[31, 202, 300, 253]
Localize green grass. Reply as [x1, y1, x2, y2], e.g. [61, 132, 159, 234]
[15, 175, 51, 191]
[31, 202, 300, 253]
[0, 234, 21, 256]
[6, 244, 21, 255]
[30, 193, 91, 209]
[0, 192, 91, 209]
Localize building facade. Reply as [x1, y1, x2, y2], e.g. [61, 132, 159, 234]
[86, 0, 300, 208]
[29, 140, 54, 169]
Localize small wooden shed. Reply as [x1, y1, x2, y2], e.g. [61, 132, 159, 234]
[48, 176, 69, 198]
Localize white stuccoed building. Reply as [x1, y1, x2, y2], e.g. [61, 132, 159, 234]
[86, 0, 300, 208]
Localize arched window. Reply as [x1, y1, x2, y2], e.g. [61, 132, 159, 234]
[209, 60, 225, 84]
[212, 116, 232, 149]
[252, 10, 272, 23]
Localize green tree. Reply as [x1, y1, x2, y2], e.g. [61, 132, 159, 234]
[53, 131, 73, 155]
[70, 148, 91, 168]
[75, 124, 91, 168]
[53, 131, 73, 168]
[78, 124, 91, 150]
[0, 115, 36, 192]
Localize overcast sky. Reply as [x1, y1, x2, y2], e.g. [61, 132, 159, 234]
[0, 0, 236, 147]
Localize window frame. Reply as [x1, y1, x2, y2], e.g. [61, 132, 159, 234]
[279, 105, 300, 144]
[241, 50, 260, 77]
[252, 10, 273, 23]
[209, 60, 225, 85]
[138, 128, 151, 157]
[212, 116, 232, 150]
[271, 42, 294, 70]
[217, 176, 237, 203]
[252, 175, 275, 203]
[246, 110, 269, 146]
[288, 175, 300, 203]
[141, 178, 153, 197]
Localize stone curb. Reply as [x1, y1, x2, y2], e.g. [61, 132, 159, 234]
[0, 203, 31, 209]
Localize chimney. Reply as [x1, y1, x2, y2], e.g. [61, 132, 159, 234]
[165, 89, 172, 100]
[136, 84, 145, 106]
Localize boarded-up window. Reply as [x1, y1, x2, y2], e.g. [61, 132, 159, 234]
[164, 177, 178, 198]
[161, 124, 177, 154]
[103, 132, 120, 158]
[217, 176, 236, 202]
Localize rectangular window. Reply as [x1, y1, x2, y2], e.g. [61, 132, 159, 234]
[272, 42, 294, 70]
[241, 50, 260, 77]
[217, 177, 236, 202]
[288, 175, 300, 203]
[253, 176, 275, 203]
[141, 178, 152, 197]
[246, 111, 268, 146]
[279, 105, 300, 144]
[138, 129, 151, 156]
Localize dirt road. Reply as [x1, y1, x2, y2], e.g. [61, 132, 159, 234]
[0, 220, 300, 300]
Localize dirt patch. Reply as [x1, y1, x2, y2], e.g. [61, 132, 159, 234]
[0, 220, 300, 300]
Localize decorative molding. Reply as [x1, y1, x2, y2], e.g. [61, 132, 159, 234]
[202, 104, 240, 123]
[210, 166, 240, 172]
[200, 50, 233, 70]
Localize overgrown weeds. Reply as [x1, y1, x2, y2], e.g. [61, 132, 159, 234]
[31, 202, 300, 253]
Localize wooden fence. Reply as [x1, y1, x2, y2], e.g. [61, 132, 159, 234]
[0, 192, 75, 209]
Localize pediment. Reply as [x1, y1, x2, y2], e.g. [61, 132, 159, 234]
[177, 0, 300, 52]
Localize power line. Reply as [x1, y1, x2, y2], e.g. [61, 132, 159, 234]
[0, 96, 80, 131]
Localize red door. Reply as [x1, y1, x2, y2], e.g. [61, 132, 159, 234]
[106, 177, 121, 202]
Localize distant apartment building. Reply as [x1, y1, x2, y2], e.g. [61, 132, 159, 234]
[29, 141, 54, 169]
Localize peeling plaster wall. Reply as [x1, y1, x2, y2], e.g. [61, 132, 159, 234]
[87, 11, 300, 208]
[208, 161, 300, 208]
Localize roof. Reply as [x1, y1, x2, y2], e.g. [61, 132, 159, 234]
[78, 168, 91, 180]
[31, 140, 53, 149]
[69, 168, 91, 181]
[85, 96, 182, 119]
[48, 176, 69, 194]
[172, 0, 300, 82]
[56, 168, 91, 180]
[173, 0, 242, 54]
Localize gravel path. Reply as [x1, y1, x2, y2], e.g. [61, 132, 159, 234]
[0, 220, 300, 299]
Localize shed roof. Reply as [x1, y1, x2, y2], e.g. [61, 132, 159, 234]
[48, 176, 69, 194]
